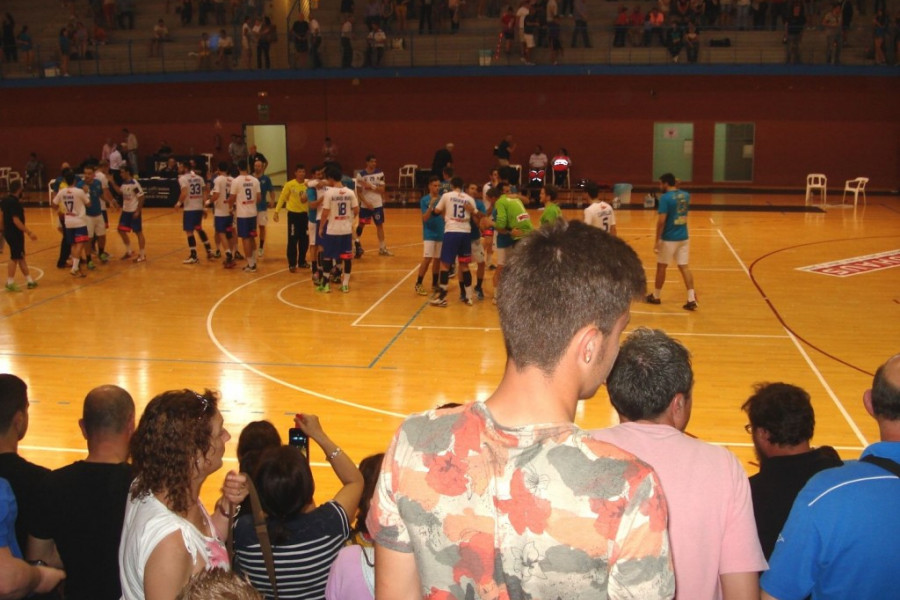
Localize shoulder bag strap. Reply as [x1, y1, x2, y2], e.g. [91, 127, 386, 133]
[227, 477, 280, 600]
[860, 454, 900, 477]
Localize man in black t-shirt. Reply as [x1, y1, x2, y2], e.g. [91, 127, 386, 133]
[0, 374, 50, 557]
[742, 382, 843, 559]
[1, 181, 39, 291]
[27, 384, 136, 600]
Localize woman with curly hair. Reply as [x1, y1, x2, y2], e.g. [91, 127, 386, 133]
[233, 413, 363, 600]
[119, 389, 248, 600]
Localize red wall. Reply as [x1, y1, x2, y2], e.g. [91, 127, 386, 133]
[2, 74, 897, 190]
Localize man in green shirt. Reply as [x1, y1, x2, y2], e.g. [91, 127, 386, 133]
[539, 185, 563, 227]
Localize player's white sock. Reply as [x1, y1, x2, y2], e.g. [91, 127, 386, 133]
[687, 289, 696, 302]
[654, 289, 662, 298]
[342, 273, 350, 286]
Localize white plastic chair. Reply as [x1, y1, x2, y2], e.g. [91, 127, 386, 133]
[398, 164, 417, 189]
[842, 177, 868, 207]
[805, 173, 827, 205]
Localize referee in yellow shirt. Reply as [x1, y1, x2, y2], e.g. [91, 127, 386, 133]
[273, 164, 309, 272]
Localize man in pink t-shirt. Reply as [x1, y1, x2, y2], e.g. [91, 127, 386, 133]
[595, 328, 767, 600]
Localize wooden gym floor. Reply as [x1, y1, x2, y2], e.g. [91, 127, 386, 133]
[2, 192, 898, 508]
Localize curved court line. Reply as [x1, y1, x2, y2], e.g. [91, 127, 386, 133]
[206, 270, 407, 419]
[717, 229, 870, 447]
[276, 283, 361, 316]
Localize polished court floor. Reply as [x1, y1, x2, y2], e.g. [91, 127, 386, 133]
[2, 192, 898, 507]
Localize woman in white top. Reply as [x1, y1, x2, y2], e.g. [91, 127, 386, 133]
[119, 389, 247, 600]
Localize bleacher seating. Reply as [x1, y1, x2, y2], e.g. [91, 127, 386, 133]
[0, 0, 894, 78]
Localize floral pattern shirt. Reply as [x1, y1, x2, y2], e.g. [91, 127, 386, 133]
[368, 402, 675, 600]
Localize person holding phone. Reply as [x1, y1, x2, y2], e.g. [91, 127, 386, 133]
[233, 414, 363, 600]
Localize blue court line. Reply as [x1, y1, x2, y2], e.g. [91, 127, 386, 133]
[368, 301, 430, 368]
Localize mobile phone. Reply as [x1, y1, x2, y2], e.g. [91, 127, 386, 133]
[288, 428, 309, 458]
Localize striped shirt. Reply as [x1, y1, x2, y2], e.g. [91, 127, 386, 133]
[234, 501, 350, 600]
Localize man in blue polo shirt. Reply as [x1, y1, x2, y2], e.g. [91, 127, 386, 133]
[761, 353, 900, 600]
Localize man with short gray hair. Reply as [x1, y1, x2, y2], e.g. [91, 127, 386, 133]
[596, 328, 766, 600]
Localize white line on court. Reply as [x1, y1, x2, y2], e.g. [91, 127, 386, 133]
[276, 283, 361, 316]
[206, 270, 407, 419]
[715, 228, 868, 446]
[350, 266, 420, 326]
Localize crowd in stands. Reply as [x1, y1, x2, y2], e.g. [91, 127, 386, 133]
[1, 238, 897, 598]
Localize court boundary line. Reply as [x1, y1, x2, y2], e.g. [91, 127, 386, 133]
[206, 270, 408, 418]
[716, 228, 869, 446]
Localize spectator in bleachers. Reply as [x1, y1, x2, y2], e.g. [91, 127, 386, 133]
[119, 389, 248, 600]
[741, 382, 843, 559]
[784, 1, 806, 63]
[150, 19, 169, 57]
[395, 0, 409, 32]
[103, 0, 117, 30]
[309, 13, 322, 68]
[614, 5, 630, 46]
[419, 0, 434, 33]
[645, 6, 667, 46]
[873, 7, 888, 63]
[290, 15, 309, 68]
[685, 20, 700, 61]
[1, 13, 16, 62]
[841, 0, 853, 43]
[58, 28, 71, 76]
[736, 0, 751, 28]
[551, 147, 571, 186]
[233, 414, 364, 600]
[629, 5, 644, 44]
[548, 14, 562, 62]
[597, 328, 767, 600]
[181, 0, 195, 25]
[692, 0, 707, 25]
[218, 28, 234, 69]
[341, 14, 354, 67]
[241, 15, 253, 68]
[822, 2, 842, 63]
[501, 5, 516, 53]
[214, 0, 227, 25]
[256, 16, 275, 69]
[366, 0, 384, 30]
[668, 21, 685, 60]
[27, 385, 136, 600]
[118, 0, 135, 30]
[571, 0, 591, 47]
[366, 22, 387, 66]
[753, 0, 770, 29]
[720, 0, 734, 25]
[198, 32, 214, 69]
[16, 25, 33, 73]
[673, 0, 692, 23]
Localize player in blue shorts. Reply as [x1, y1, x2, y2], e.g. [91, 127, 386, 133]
[355, 154, 392, 257]
[209, 161, 237, 268]
[114, 165, 147, 262]
[175, 162, 214, 264]
[317, 165, 359, 293]
[431, 177, 477, 307]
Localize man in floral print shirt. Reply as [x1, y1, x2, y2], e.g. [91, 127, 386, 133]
[368, 221, 675, 600]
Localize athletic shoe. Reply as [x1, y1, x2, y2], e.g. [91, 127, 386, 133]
[475, 288, 485, 300]
[257, 248, 264, 257]
[207, 252, 217, 260]
[378, 248, 394, 256]
[5, 283, 21, 292]
[340, 285, 350, 293]
[430, 297, 448, 307]
[645, 294, 661, 305]
[26, 281, 38, 289]
[70, 269, 86, 278]
[183, 256, 199, 264]
[242, 265, 257, 273]
[121, 251, 134, 260]
[331, 272, 342, 284]
[289, 266, 297, 273]
[354, 244, 364, 259]
[99, 252, 110, 262]
[299, 261, 311, 268]
[312, 275, 322, 286]
[224, 259, 237, 269]
[459, 294, 466, 302]
[133, 256, 146, 263]
[213, 250, 222, 258]
[683, 300, 698, 311]
[87, 261, 96, 270]
[317, 283, 331, 293]
[415, 284, 428, 296]
[463, 297, 473, 306]
[234, 251, 244, 260]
